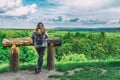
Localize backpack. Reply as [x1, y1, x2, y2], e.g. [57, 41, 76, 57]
[36, 34, 43, 45]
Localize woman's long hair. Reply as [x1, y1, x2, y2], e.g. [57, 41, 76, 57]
[36, 22, 46, 36]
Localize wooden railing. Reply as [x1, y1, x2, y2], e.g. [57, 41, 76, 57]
[2, 37, 62, 71]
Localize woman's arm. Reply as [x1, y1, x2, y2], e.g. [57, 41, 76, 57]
[45, 32, 49, 39]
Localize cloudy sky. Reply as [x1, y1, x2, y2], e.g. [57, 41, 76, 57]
[0, 0, 120, 28]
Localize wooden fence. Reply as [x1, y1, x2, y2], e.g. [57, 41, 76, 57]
[2, 37, 62, 71]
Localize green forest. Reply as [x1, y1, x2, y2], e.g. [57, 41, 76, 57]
[0, 29, 120, 80]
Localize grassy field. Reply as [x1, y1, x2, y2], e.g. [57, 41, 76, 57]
[49, 61, 120, 80]
[0, 61, 119, 80]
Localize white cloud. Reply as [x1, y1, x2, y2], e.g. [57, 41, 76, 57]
[53, 0, 111, 9]
[48, 0, 113, 11]
[47, 0, 119, 18]
[107, 19, 120, 24]
[0, 0, 37, 16]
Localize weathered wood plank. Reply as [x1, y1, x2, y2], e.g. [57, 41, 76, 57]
[2, 37, 62, 47]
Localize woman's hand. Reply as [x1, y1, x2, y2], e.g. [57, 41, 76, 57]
[45, 34, 48, 38]
[34, 29, 41, 34]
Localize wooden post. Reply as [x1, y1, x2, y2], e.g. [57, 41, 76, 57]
[10, 45, 19, 71]
[47, 43, 55, 70]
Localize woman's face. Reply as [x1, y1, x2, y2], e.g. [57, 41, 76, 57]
[38, 24, 43, 29]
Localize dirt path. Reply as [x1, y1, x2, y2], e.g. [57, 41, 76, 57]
[0, 69, 63, 80]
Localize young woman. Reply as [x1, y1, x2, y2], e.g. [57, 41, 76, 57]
[31, 22, 48, 74]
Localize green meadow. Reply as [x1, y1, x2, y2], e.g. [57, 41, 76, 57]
[0, 29, 120, 80]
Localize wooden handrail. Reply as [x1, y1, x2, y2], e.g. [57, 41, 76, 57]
[2, 37, 62, 47]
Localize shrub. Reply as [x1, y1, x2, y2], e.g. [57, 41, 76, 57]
[20, 46, 36, 63]
[60, 53, 87, 62]
[56, 43, 73, 61]
[0, 47, 9, 64]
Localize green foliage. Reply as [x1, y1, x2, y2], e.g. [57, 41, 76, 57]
[0, 47, 9, 63]
[47, 29, 56, 33]
[74, 32, 87, 38]
[20, 46, 36, 63]
[63, 32, 74, 43]
[56, 43, 73, 61]
[56, 31, 120, 61]
[0, 29, 120, 65]
[60, 53, 87, 62]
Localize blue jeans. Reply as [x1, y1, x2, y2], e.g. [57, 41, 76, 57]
[36, 47, 46, 69]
